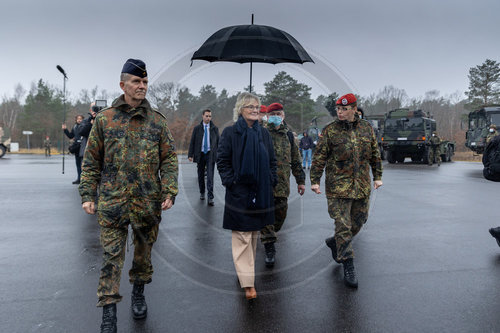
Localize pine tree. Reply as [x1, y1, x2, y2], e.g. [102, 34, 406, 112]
[466, 59, 500, 106]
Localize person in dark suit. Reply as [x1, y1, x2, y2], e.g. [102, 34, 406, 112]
[188, 109, 220, 206]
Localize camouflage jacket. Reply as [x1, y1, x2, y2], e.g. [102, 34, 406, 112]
[310, 118, 382, 199]
[429, 135, 441, 146]
[79, 95, 178, 225]
[266, 122, 305, 198]
[487, 130, 498, 144]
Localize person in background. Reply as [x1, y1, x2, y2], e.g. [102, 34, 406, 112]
[62, 114, 84, 184]
[188, 109, 220, 206]
[299, 131, 314, 169]
[44, 136, 51, 157]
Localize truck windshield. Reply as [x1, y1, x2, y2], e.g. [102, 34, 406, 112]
[385, 118, 423, 131]
[490, 113, 500, 126]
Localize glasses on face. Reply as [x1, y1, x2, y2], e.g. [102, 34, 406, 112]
[336, 106, 354, 112]
[243, 105, 260, 110]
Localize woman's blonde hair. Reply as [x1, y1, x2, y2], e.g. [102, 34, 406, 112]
[233, 92, 261, 122]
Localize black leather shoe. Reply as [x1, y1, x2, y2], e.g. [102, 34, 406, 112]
[72, 179, 80, 184]
[208, 198, 214, 206]
[489, 227, 500, 247]
[264, 242, 276, 267]
[325, 236, 341, 264]
[343, 258, 358, 288]
[200, 193, 205, 200]
[100, 304, 117, 333]
[131, 283, 147, 320]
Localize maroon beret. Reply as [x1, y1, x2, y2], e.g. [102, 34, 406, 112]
[336, 93, 357, 106]
[260, 105, 268, 113]
[267, 103, 284, 113]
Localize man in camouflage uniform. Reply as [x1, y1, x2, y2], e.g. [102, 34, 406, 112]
[428, 131, 441, 166]
[486, 124, 498, 144]
[310, 93, 382, 288]
[79, 59, 178, 333]
[260, 103, 305, 267]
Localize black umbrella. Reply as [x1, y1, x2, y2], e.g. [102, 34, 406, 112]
[191, 15, 314, 92]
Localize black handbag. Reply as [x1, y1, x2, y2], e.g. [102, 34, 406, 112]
[68, 140, 81, 155]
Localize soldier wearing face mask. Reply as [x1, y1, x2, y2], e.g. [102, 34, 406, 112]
[486, 124, 498, 144]
[260, 103, 305, 267]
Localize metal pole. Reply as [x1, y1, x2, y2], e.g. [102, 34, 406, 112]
[249, 14, 254, 93]
[62, 76, 66, 174]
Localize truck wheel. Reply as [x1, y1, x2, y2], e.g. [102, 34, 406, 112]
[387, 151, 396, 164]
[0, 145, 6, 158]
[423, 147, 431, 164]
[397, 156, 405, 163]
[441, 153, 448, 163]
[447, 148, 453, 162]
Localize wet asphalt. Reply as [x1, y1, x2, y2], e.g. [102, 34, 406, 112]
[1, 154, 499, 333]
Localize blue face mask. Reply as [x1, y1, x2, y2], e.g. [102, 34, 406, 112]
[268, 115, 283, 127]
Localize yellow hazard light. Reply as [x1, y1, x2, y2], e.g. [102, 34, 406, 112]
[381, 137, 384, 141]
[422, 136, 426, 140]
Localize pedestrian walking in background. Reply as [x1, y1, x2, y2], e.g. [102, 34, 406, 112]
[44, 135, 51, 157]
[260, 102, 305, 267]
[188, 109, 220, 206]
[217, 92, 277, 300]
[310, 93, 383, 288]
[62, 114, 84, 184]
[299, 131, 314, 169]
[79, 59, 178, 333]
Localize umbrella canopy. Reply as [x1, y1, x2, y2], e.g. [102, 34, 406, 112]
[191, 24, 314, 64]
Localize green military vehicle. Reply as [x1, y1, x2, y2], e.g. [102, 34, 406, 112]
[0, 126, 11, 158]
[465, 105, 500, 154]
[365, 114, 386, 160]
[381, 108, 455, 164]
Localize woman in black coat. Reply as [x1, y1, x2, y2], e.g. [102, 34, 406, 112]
[217, 92, 277, 300]
[62, 114, 84, 184]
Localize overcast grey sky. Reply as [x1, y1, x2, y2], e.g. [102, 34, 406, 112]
[1, 0, 499, 102]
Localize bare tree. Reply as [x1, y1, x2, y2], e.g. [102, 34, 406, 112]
[0, 83, 26, 132]
[148, 82, 181, 116]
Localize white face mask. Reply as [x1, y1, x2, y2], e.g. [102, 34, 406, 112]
[432, 134, 435, 137]
[261, 115, 268, 123]
[490, 128, 495, 133]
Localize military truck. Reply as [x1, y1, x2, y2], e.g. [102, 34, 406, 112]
[0, 126, 11, 158]
[465, 105, 500, 154]
[365, 114, 386, 160]
[381, 108, 455, 164]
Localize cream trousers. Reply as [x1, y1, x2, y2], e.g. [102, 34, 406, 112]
[231, 231, 259, 288]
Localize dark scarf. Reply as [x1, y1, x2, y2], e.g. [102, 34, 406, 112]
[235, 116, 272, 210]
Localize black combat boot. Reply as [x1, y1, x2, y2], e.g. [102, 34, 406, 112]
[342, 258, 358, 288]
[264, 242, 276, 267]
[100, 304, 117, 333]
[131, 283, 147, 319]
[325, 236, 341, 264]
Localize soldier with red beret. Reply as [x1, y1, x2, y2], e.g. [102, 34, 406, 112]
[258, 104, 268, 125]
[260, 102, 305, 267]
[310, 93, 383, 288]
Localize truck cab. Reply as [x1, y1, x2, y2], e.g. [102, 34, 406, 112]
[465, 106, 500, 154]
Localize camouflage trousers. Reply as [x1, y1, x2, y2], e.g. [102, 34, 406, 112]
[96, 223, 159, 307]
[327, 196, 370, 262]
[260, 197, 288, 244]
[429, 147, 441, 165]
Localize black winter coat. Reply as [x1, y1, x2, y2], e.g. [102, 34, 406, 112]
[64, 123, 85, 157]
[217, 123, 277, 231]
[483, 135, 500, 181]
[188, 121, 220, 163]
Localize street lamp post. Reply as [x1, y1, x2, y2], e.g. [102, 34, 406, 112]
[57, 65, 67, 174]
